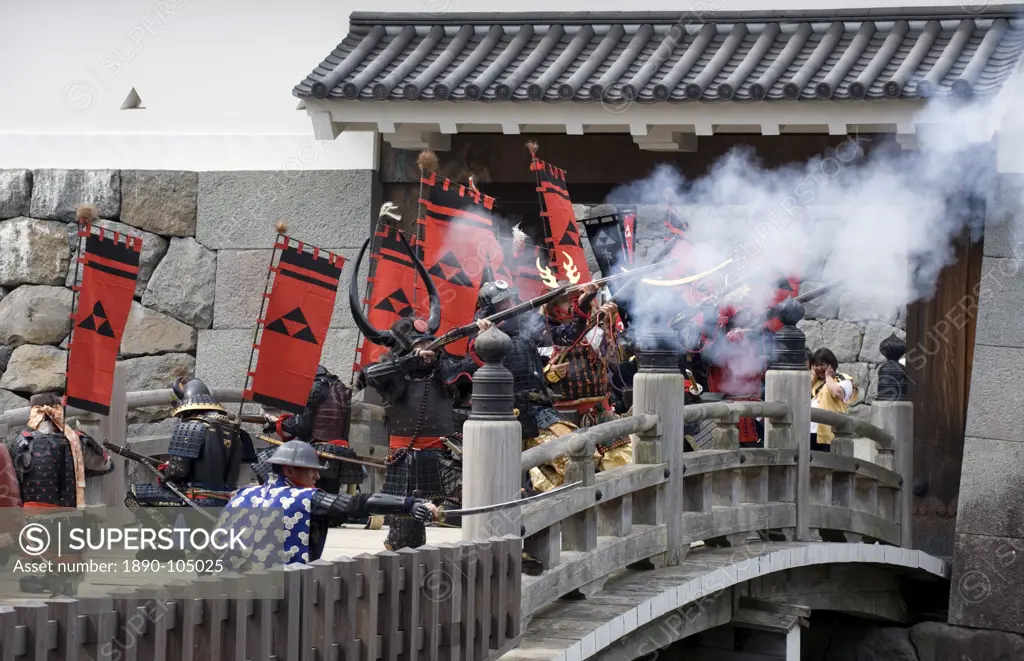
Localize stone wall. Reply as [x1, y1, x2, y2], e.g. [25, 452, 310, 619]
[0, 168, 376, 423]
[574, 203, 907, 421]
[950, 172, 1024, 635]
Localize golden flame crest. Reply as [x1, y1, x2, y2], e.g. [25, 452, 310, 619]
[561, 252, 580, 284]
[536, 257, 559, 289]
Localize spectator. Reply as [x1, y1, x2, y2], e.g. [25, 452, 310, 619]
[809, 348, 858, 451]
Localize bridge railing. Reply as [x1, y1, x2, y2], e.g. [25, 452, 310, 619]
[461, 297, 914, 621]
[0, 536, 523, 661]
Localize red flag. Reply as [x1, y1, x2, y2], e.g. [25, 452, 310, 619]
[622, 208, 636, 264]
[245, 240, 344, 414]
[414, 172, 505, 355]
[505, 239, 549, 302]
[66, 227, 142, 415]
[531, 157, 592, 285]
[355, 225, 421, 369]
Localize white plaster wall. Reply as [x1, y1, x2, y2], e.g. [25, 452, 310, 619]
[0, 0, 1018, 169]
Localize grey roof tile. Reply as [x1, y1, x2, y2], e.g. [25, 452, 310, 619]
[296, 10, 1024, 103]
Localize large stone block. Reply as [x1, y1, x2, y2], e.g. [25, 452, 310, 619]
[911, 621, 1024, 661]
[142, 237, 216, 329]
[983, 172, 1024, 259]
[0, 389, 29, 412]
[118, 353, 196, 391]
[120, 170, 198, 237]
[196, 328, 360, 389]
[966, 345, 1024, 441]
[196, 170, 374, 250]
[212, 247, 361, 330]
[801, 279, 840, 320]
[29, 169, 119, 221]
[120, 301, 198, 357]
[859, 322, 905, 363]
[64, 217, 168, 297]
[0, 345, 13, 373]
[0, 285, 73, 346]
[838, 292, 900, 326]
[0, 170, 31, 219]
[949, 532, 1024, 635]
[0, 345, 67, 393]
[804, 319, 862, 363]
[0, 218, 72, 287]
[956, 437, 1024, 538]
[975, 256, 1024, 349]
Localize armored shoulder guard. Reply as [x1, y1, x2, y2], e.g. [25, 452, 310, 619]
[168, 419, 213, 459]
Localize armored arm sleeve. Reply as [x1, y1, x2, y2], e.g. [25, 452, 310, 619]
[438, 347, 482, 385]
[279, 376, 330, 440]
[311, 491, 417, 525]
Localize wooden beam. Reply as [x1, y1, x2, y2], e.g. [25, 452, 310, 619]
[738, 597, 811, 619]
[310, 97, 928, 136]
[731, 608, 802, 633]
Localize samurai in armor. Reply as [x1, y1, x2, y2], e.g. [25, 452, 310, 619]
[258, 365, 366, 495]
[349, 232, 475, 551]
[217, 441, 435, 570]
[471, 278, 594, 493]
[536, 264, 633, 475]
[4, 395, 115, 595]
[127, 377, 257, 562]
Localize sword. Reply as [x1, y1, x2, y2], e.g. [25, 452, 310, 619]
[256, 434, 387, 469]
[435, 480, 582, 523]
[103, 442, 221, 524]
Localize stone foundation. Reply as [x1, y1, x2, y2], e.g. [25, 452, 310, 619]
[0, 168, 376, 424]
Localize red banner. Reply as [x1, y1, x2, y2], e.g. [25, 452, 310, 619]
[245, 240, 344, 414]
[622, 208, 636, 264]
[505, 239, 549, 302]
[354, 225, 421, 369]
[414, 172, 505, 356]
[65, 227, 142, 415]
[531, 158, 591, 285]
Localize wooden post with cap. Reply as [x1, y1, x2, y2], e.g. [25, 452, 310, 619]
[871, 333, 913, 549]
[461, 326, 522, 540]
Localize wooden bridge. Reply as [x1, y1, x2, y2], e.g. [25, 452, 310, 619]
[0, 300, 949, 661]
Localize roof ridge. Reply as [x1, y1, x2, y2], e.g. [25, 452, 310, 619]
[348, 7, 1024, 26]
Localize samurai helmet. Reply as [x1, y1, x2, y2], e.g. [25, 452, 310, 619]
[268, 441, 325, 470]
[349, 204, 441, 348]
[170, 376, 226, 417]
[478, 279, 518, 309]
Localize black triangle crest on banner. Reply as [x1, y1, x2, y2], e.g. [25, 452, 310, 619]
[77, 300, 116, 338]
[374, 288, 414, 317]
[265, 307, 319, 344]
[559, 229, 581, 248]
[428, 251, 474, 287]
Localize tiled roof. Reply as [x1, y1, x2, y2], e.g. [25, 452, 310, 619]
[294, 9, 1024, 104]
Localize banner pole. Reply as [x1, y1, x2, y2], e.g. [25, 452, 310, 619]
[241, 229, 285, 422]
[63, 220, 90, 424]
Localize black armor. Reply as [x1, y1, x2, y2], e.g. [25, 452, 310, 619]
[129, 377, 256, 509]
[268, 365, 365, 490]
[14, 432, 78, 508]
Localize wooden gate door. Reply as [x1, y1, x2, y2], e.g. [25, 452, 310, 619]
[904, 229, 983, 557]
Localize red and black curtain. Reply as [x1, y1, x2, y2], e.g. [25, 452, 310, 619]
[530, 157, 592, 284]
[244, 238, 345, 414]
[414, 172, 507, 355]
[354, 225, 422, 369]
[65, 226, 142, 414]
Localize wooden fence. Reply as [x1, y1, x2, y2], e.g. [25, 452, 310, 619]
[0, 537, 523, 661]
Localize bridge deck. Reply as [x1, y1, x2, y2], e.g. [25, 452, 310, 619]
[503, 542, 949, 661]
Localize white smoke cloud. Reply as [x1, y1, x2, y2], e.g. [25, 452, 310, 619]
[600, 68, 1024, 391]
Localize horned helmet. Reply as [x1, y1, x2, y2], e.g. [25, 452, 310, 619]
[349, 202, 441, 352]
[537, 250, 589, 320]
